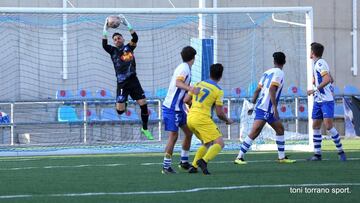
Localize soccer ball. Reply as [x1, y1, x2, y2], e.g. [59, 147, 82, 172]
[107, 15, 121, 28]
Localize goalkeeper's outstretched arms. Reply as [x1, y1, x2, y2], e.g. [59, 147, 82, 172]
[102, 17, 113, 54]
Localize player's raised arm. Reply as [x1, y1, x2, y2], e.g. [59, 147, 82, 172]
[119, 14, 138, 50]
[102, 17, 113, 53]
[102, 17, 109, 39]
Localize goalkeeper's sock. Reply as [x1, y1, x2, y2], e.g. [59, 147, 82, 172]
[203, 144, 222, 163]
[180, 149, 189, 163]
[276, 135, 285, 159]
[192, 145, 207, 168]
[163, 153, 172, 169]
[140, 104, 149, 130]
[237, 136, 253, 159]
[313, 129, 322, 155]
[328, 127, 343, 153]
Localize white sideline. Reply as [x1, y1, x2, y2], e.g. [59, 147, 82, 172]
[0, 183, 359, 199]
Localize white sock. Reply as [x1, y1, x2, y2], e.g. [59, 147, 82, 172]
[313, 129, 322, 155]
[276, 135, 285, 159]
[328, 127, 343, 153]
[180, 150, 189, 163]
[237, 136, 253, 159]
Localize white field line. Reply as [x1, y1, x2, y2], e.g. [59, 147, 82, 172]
[1, 157, 359, 171]
[141, 157, 360, 165]
[0, 158, 37, 162]
[0, 163, 125, 171]
[0, 183, 359, 199]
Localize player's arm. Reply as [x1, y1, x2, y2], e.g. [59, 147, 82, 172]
[307, 72, 331, 95]
[329, 72, 334, 83]
[176, 79, 192, 92]
[251, 85, 262, 104]
[102, 17, 113, 54]
[215, 105, 233, 125]
[175, 78, 199, 95]
[119, 14, 138, 50]
[269, 71, 283, 119]
[269, 84, 279, 119]
[215, 91, 233, 125]
[247, 85, 262, 115]
[183, 93, 192, 106]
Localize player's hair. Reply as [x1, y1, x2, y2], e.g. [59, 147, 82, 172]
[181, 46, 197, 62]
[210, 63, 224, 81]
[112, 32, 123, 39]
[311, 42, 324, 57]
[273, 52, 286, 66]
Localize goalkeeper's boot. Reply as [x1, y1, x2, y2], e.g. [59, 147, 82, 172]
[278, 156, 296, 164]
[161, 167, 176, 174]
[338, 151, 347, 161]
[307, 154, 322, 161]
[188, 166, 198, 174]
[178, 161, 191, 170]
[234, 157, 247, 165]
[141, 128, 154, 140]
[196, 159, 211, 175]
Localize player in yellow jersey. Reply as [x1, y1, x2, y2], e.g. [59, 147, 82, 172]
[183, 63, 233, 175]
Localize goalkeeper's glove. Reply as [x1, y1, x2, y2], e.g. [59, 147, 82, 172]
[119, 14, 133, 30]
[103, 17, 109, 37]
[247, 102, 255, 115]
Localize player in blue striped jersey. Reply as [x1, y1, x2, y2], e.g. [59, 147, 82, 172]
[234, 52, 296, 164]
[161, 46, 198, 174]
[307, 42, 346, 161]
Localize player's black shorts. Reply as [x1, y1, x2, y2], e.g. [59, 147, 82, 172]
[116, 75, 145, 103]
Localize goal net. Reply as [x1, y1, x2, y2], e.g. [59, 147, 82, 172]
[0, 7, 313, 155]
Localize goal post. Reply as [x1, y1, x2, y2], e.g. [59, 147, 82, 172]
[0, 7, 314, 154]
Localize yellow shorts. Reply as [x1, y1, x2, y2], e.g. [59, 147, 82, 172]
[187, 113, 222, 144]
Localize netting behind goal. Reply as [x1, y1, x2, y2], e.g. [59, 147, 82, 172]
[0, 8, 311, 154]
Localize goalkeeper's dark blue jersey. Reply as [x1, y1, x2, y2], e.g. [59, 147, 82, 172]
[102, 32, 138, 83]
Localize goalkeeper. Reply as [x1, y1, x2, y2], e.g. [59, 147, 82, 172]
[102, 15, 153, 140]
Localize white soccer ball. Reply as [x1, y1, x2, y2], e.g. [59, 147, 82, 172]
[107, 15, 121, 28]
